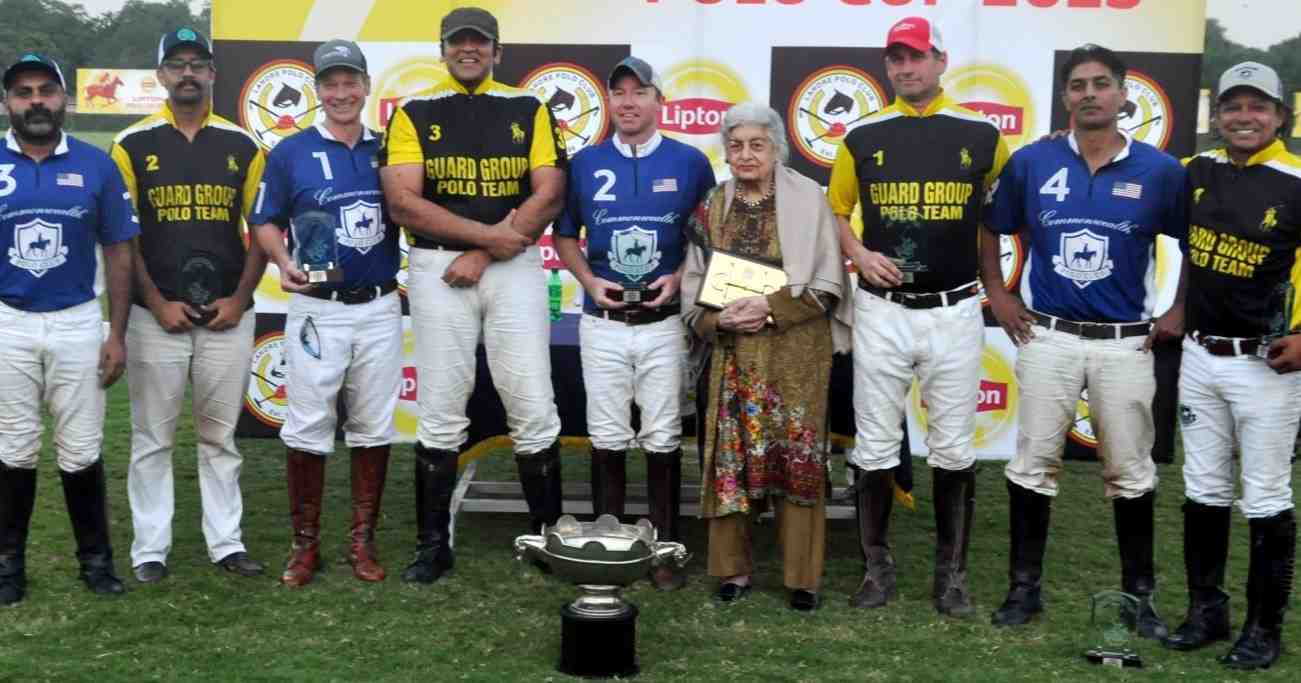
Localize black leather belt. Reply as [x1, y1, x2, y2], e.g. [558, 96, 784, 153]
[859, 279, 980, 310]
[301, 279, 398, 305]
[587, 305, 680, 326]
[1030, 310, 1150, 340]
[1191, 331, 1266, 357]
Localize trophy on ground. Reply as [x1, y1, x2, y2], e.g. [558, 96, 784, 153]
[291, 210, 344, 284]
[515, 515, 689, 679]
[179, 249, 220, 325]
[1084, 590, 1143, 668]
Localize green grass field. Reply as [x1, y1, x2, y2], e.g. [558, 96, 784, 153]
[2, 380, 1298, 682]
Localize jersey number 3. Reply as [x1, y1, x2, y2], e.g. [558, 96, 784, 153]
[0, 164, 15, 198]
[1039, 167, 1070, 203]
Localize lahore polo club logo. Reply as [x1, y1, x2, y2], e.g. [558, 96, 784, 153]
[521, 63, 608, 158]
[8, 218, 69, 278]
[1054, 229, 1114, 289]
[239, 60, 319, 150]
[1068, 389, 1098, 448]
[982, 233, 1025, 307]
[608, 226, 661, 283]
[788, 66, 886, 167]
[397, 230, 411, 297]
[1119, 70, 1173, 150]
[245, 331, 289, 427]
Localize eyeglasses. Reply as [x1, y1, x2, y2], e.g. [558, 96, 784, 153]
[160, 58, 213, 74]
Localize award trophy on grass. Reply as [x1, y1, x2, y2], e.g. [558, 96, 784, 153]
[515, 515, 689, 679]
[1085, 591, 1143, 668]
[292, 210, 343, 284]
[179, 249, 220, 326]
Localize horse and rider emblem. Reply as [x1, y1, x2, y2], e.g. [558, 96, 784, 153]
[8, 218, 69, 278]
[337, 199, 384, 254]
[607, 226, 662, 283]
[1052, 228, 1114, 289]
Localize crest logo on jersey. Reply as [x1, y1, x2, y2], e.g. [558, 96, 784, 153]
[1119, 70, 1172, 150]
[788, 66, 886, 168]
[338, 199, 384, 254]
[239, 60, 319, 150]
[521, 63, 608, 158]
[1053, 228, 1114, 288]
[1262, 206, 1279, 231]
[608, 226, 661, 283]
[1193, 187, 1205, 204]
[960, 147, 973, 170]
[511, 121, 525, 144]
[245, 331, 289, 427]
[8, 218, 68, 277]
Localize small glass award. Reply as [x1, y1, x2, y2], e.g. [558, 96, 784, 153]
[180, 249, 220, 325]
[292, 210, 344, 284]
[1257, 282, 1295, 359]
[1084, 591, 1143, 669]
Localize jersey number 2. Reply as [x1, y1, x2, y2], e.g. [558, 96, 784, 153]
[1039, 167, 1070, 203]
[593, 169, 616, 202]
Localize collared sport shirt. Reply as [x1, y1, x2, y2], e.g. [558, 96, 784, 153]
[1184, 139, 1301, 337]
[379, 76, 565, 251]
[250, 123, 399, 289]
[986, 132, 1188, 323]
[111, 102, 265, 306]
[828, 92, 1009, 293]
[0, 131, 139, 312]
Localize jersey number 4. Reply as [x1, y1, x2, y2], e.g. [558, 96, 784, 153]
[1039, 167, 1070, 203]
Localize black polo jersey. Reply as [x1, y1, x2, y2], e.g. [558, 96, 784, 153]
[1184, 139, 1301, 338]
[379, 76, 565, 251]
[111, 103, 264, 307]
[828, 93, 1009, 293]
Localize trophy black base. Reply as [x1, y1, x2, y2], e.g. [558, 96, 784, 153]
[1085, 648, 1143, 668]
[558, 602, 639, 679]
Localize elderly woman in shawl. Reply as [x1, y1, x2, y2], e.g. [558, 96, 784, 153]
[681, 102, 853, 612]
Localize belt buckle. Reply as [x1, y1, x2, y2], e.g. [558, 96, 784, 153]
[1255, 335, 1277, 360]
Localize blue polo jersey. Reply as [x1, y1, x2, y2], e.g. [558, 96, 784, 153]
[250, 123, 399, 288]
[985, 133, 1188, 322]
[556, 133, 715, 314]
[0, 131, 139, 312]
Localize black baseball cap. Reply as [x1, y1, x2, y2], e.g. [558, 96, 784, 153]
[440, 7, 498, 41]
[314, 40, 367, 77]
[3, 52, 65, 90]
[608, 56, 662, 92]
[158, 26, 213, 65]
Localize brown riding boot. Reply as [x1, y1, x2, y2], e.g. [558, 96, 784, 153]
[932, 465, 976, 617]
[281, 449, 325, 587]
[349, 445, 390, 582]
[590, 449, 627, 520]
[646, 449, 685, 591]
[849, 467, 897, 608]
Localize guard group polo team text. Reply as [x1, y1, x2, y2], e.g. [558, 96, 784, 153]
[0, 6, 1298, 673]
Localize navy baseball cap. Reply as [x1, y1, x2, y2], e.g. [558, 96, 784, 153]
[158, 26, 213, 65]
[314, 40, 367, 77]
[3, 52, 66, 90]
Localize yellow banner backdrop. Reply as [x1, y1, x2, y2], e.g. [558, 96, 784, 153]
[75, 69, 166, 115]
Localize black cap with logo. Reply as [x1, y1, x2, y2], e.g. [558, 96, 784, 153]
[158, 26, 213, 66]
[3, 52, 66, 90]
[440, 7, 499, 42]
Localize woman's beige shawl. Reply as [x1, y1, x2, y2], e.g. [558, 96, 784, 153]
[680, 163, 853, 352]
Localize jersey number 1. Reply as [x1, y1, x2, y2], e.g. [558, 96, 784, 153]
[313, 151, 334, 181]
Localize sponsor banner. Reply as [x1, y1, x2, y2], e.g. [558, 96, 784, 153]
[75, 69, 166, 115]
[907, 328, 1018, 460]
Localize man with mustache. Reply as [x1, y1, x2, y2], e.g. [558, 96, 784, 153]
[110, 27, 268, 584]
[250, 41, 402, 587]
[0, 53, 137, 605]
[379, 7, 567, 583]
[982, 44, 1187, 635]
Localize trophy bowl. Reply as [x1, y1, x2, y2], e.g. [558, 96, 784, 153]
[514, 514, 690, 679]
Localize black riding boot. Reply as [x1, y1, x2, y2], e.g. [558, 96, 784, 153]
[1114, 491, 1169, 639]
[992, 481, 1051, 626]
[0, 462, 37, 605]
[849, 467, 897, 608]
[60, 460, 125, 596]
[1221, 510, 1296, 670]
[589, 449, 626, 520]
[402, 444, 457, 584]
[932, 465, 976, 617]
[646, 449, 684, 591]
[517, 441, 563, 534]
[1163, 501, 1232, 650]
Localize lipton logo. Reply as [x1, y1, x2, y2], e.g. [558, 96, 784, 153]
[660, 98, 730, 135]
[400, 366, 418, 401]
[962, 101, 1023, 135]
[977, 379, 1009, 412]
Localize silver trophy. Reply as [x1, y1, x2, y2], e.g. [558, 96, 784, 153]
[515, 514, 689, 679]
[291, 210, 344, 284]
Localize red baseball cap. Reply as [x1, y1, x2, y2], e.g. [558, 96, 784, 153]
[886, 17, 945, 53]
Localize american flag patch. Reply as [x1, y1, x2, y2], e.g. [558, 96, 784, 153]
[652, 178, 678, 193]
[1112, 181, 1142, 199]
[56, 172, 83, 187]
